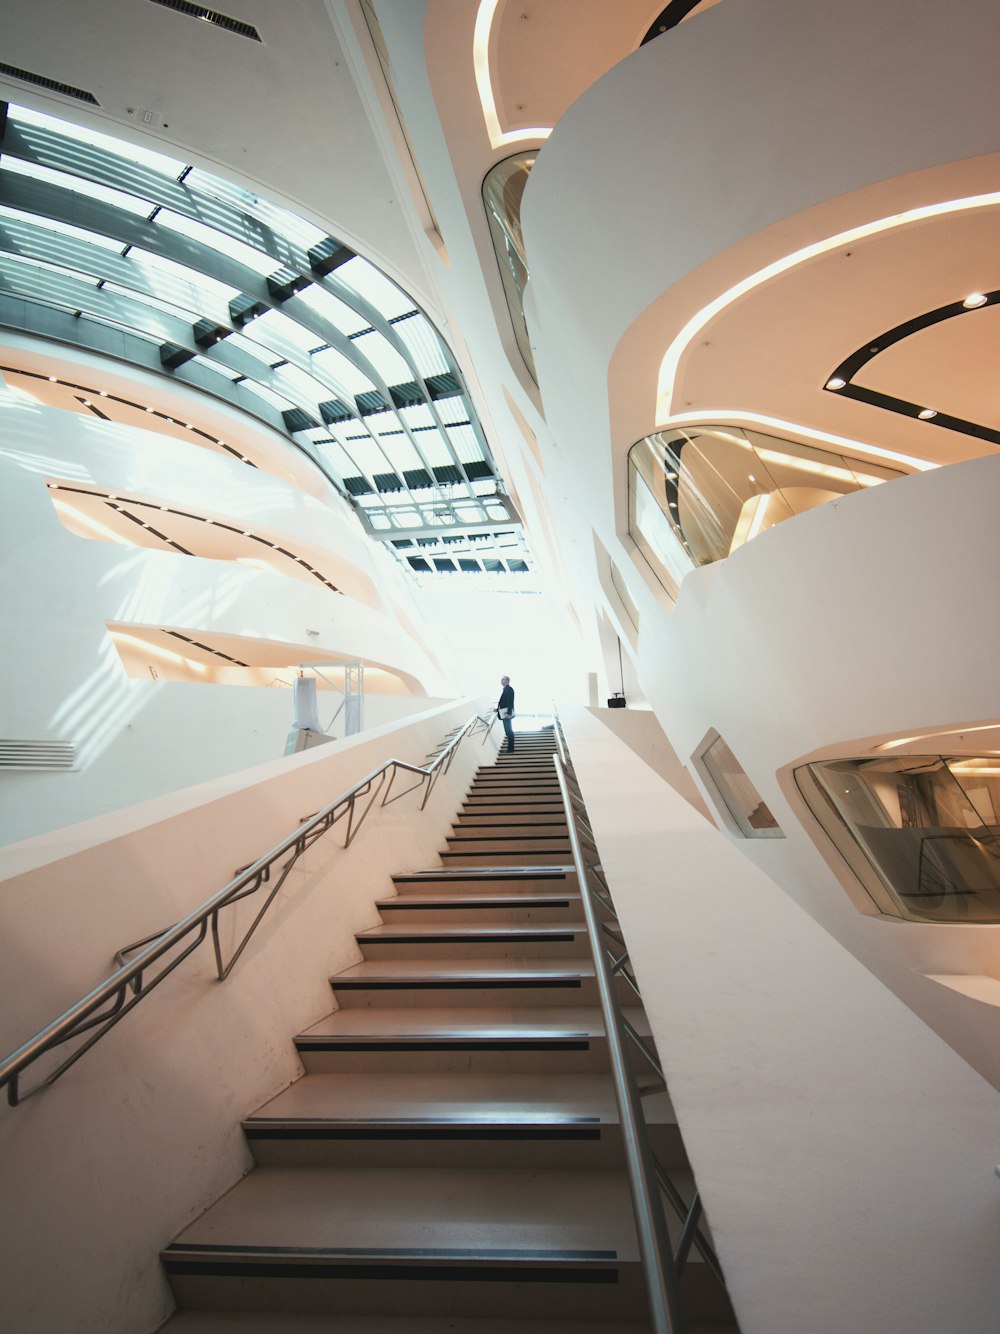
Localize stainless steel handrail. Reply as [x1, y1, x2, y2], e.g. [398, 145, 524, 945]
[552, 751, 686, 1333]
[0, 711, 495, 1108]
[551, 715, 728, 1329]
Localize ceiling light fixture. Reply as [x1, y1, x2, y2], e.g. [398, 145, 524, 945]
[963, 292, 988, 309]
[48, 376, 57, 382]
[826, 377, 846, 390]
[918, 408, 937, 420]
[473, 0, 553, 149]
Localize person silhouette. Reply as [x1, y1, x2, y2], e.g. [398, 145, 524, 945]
[497, 675, 515, 753]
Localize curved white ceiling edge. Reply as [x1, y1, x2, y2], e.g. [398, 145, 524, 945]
[474, 0, 552, 149]
[655, 191, 1000, 422]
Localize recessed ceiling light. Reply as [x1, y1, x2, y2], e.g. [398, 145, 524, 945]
[99, 390, 108, 397]
[48, 376, 58, 382]
[665, 471, 677, 480]
[80, 399, 91, 406]
[826, 377, 847, 390]
[669, 501, 678, 510]
[185, 423, 193, 429]
[963, 292, 987, 308]
[145, 406, 155, 413]
[918, 408, 937, 420]
[47, 482, 58, 489]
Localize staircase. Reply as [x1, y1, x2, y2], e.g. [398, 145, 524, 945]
[159, 726, 737, 1332]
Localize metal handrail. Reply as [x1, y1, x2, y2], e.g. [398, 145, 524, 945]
[1, 711, 495, 1108]
[552, 751, 683, 1331]
[551, 717, 727, 1328]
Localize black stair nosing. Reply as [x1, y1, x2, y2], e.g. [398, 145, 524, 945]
[330, 976, 586, 992]
[294, 1036, 593, 1052]
[357, 929, 582, 944]
[161, 1244, 621, 1284]
[242, 1121, 603, 1141]
[374, 895, 577, 909]
[392, 868, 572, 881]
[446, 834, 572, 843]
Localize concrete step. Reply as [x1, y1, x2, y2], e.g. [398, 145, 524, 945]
[329, 957, 602, 1008]
[242, 1071, 684, 1170]
[439, 849, 574, 867]
[163, 1164, 647, 1321]
[391, 869, 577, 896]
[355, 923, 590, 960]
[294, 1005, 651, 1074]
[374, 892, 581, 925]
[452, 814, 568, 828]
[160, 1311, 664, 1332]
[444, 836, 572, 855]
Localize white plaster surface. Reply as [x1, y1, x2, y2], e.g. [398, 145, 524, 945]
[561, 706, 1000, 1334]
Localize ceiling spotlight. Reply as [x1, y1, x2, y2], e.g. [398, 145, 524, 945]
[80, 399, 90, 406]
[669, 501, 678, 510]
[918, 408, 937, 420]
[963, 292, 987, 309]
[146, 406, 155, 413]
[665, 471, 678, 480]
[48, 376, 58, 382]
[47, 482, 58, 490]
[826, 376, 847, 390]
[99, 390, 108, 397]
[185, 423, 193, 429]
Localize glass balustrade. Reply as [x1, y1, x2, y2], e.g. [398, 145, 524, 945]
[628, 425, 903, 598]
[797, 755, 1000, 922]
[482, 153, 537, 381]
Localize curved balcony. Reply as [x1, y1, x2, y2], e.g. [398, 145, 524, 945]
[482, 152, 537, 381]
[628, 424, 904, 598]
[797, 755, 1000, 923]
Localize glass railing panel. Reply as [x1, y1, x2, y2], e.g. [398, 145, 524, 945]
[798, 755, 1000, 922]
[700, 733, 783, 838]
[482, 153, 537, 382]
[628, 425, 905, 588]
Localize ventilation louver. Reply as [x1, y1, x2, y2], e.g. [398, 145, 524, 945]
[147, 0, 262, 42]
[0, 63, 99, 105]
[0, 740, 76, 771]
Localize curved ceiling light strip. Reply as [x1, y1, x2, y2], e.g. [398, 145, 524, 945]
[655, 191, 1000, 426]
[823, 289, 1000, 447]
[473, 0, 552, 150]
[0, 100, 526, 574]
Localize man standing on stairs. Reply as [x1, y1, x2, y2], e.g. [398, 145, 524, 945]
[497, 675, 515, 753]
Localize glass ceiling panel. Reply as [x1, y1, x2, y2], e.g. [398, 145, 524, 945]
[184, 167, 328, 251]
[155, 209, 278, 275]
[102, 279, 203, 321]
[239, 307, 326, 360]
[398, 404, 436, 431]
[337, 255, 415, 321]
[310, 346, 378, 398]
[271, 367, 327, 418]
[446, 423, 485, 464]
[351, 329, 413, 386]
[5, 252, 101, 287]
[242, 380, 295, 411]
[0, 205, 124, 252]
[10, 104, 186, 178]
[297, 284, 372, 336]
[1, 156, 156, 216]
[433, 397, 472, 426]
[126, 245, 242, 307]
[190, 355, 243, 381]
[393, 313, 451, 377]
[0, 101, 519, 577]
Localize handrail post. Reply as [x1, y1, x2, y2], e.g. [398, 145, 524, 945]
[552, 753, 686, 1334]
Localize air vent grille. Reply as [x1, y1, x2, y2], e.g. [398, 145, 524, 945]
[0, 740, 76, 771]
[147, 0, 262, 42]
[0, 63, 100, 105]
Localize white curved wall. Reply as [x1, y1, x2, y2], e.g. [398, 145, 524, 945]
[0, 369, 458, 843]
[509, 0, 1000, 1088]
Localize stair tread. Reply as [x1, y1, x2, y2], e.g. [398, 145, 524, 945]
[358, 923, 587, 941]
[334, 958, 594, 982]
[166, 1165, 640, 1259]
[374, 894, 580, 908]
[297, 1006, 650, 1043]
[246, 1072, 674, 1128]
[161, 1313, 658, 1332]
[393, 868, 574, 882]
